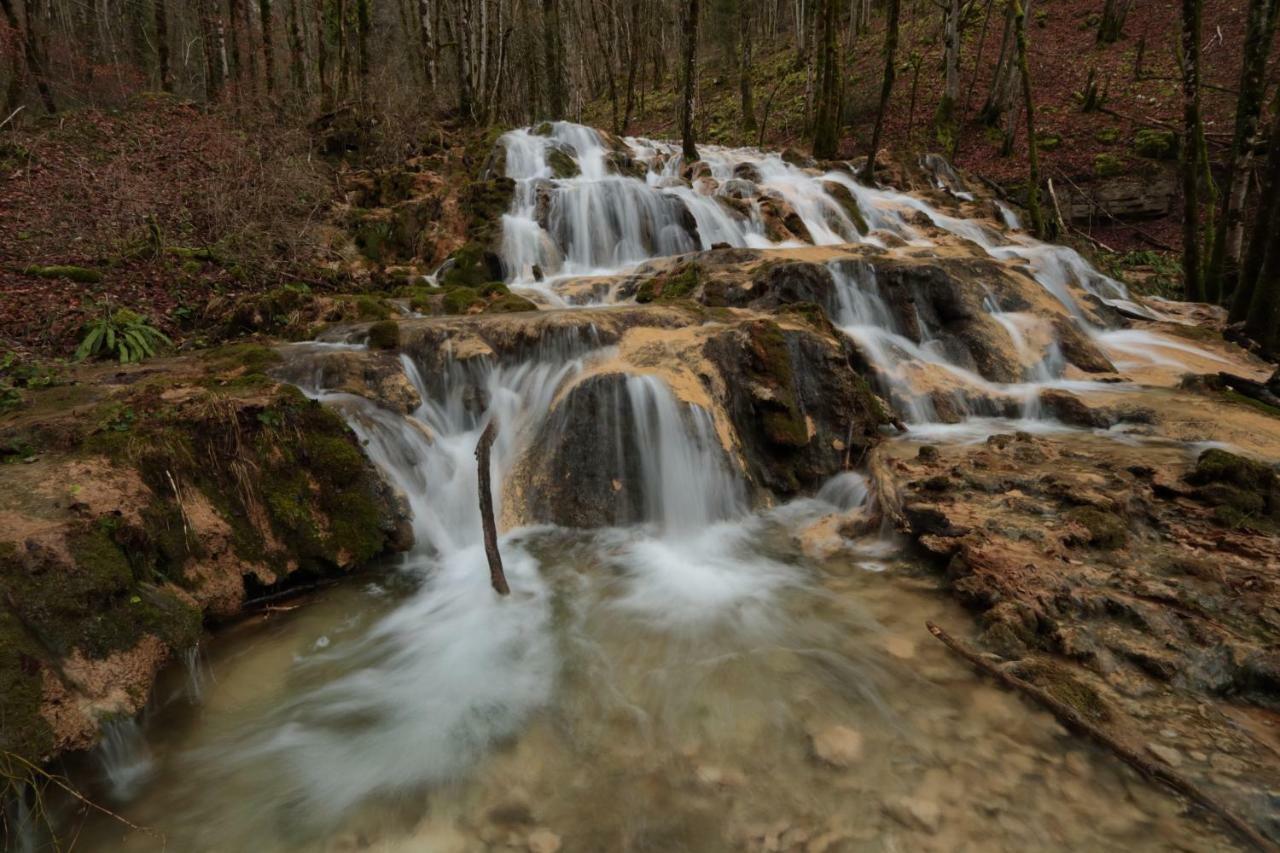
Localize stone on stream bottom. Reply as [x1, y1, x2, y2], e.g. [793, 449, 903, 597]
[809, 725, 864, 767]
[882, 795, 942, 834]
[526, 827, 562, 853]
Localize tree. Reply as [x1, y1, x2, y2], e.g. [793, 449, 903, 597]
[810, 0, 840, 158]
[1097, 0, 1131, 43]
[1236, 90, 1280, 338]
[935, 0, 962, 152]
[1210, 0, 1278, 306]
[862, 0, 900, 182]
[1013, 0, 1044, 237]
[680, 0, 700, 161]
[155, 0, 172, 92]
[543, 0, 564, 117]
[1178, 0, 1206, 301]
[739, 0, 756, 131]
[259, 0, 276, 94]
[0, 0, 57, 113]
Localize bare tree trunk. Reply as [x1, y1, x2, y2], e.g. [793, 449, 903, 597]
[1237, 90, 1280, 330]
[155, 0, 172, 91]
[259, 0, 275, 93]
[1097, 0, 1131, 42]
[542, 0, 563, 116]
[810, 0, 839, 158]
[285, 0, 305, 92]
[679, 0, 699, 161]
[354, 0, 369, 100]
[198, 0, 225, 101]
[317, 0, 333, 108]
[0, 0, 57, 112]
[475, 420, 511, 596]
[1013, 0, 1044, 237]
[936, 0, 962, 151]
[1207, 0, 1278, 303]
[1179, 0, 1205, 301]
[418, 0, 436, 90]
[862, 0, 900, 182]
[740, 0, 756, 131]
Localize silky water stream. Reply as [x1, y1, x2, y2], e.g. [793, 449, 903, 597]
[64, 124, 1244, 851]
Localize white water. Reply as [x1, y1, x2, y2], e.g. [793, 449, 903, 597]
[56, 124, 1249, 852]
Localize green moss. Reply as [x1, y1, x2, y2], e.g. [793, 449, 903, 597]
[745, 320, 808, 449]
[1015, 660, 1111, 722]
[1093, 153, 1125, 177]
[443, 287, 483, 315]
[0, 609, 54, 761]
[1095, 127, 1120, 144]
[461, 178, 516, 246]
[531, 121, 554, 136]
[22, 264, 103, 283]
[546, 146, 581, 179]
[353, 294, 391, 320]
[636, 263, 701, 304]
[1036, 133, 1062, 151]
[478, 282, 511, 297]
[486, 294, 537, 313]
[1066, 506, 1127, 549]
[1133, 129, 1178, 160]
[1192, 448, 1274, 490]
[441, 243, 498, 288]
[1222, 388, 1280, 418]
[367, 320, 400, 349]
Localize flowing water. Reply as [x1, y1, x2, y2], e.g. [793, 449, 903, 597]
[60, 124, 1244, 851]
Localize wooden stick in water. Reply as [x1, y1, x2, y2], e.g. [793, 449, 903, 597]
[475, 419, 510, 595]
[926, 621, 1278, 853]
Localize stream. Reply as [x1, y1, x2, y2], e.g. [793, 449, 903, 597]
[63, 123, 1242, 851]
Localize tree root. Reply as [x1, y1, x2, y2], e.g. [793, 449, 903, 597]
[926, 621, 1278, 852]
[475, 419, 510, 596]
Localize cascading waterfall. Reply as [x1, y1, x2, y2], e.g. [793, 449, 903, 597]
[96, 717, 155, 802]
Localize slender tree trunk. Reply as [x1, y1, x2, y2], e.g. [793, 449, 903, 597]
[1013, 0, 1044, 237]
[1179, 0, 1205, 301]
[354, 0, 369, 100]
[810, 0, 839, 158]
[317, 0, 333, 108]
[1097, 0, 1131, 42]
[285, 0, 305, 92]
[936, 0, 961, 149]
[155, 0, 172, 92]
[679, 0, 699, 161]
[418, 0, 436, 90]
[259, 0, 275, 93]
[862, 0, 900, 182]
[1236, 90, 1280, 326]
[740, 0, 756, 131]
[542, 0, 563, 117]
[0, 0, 57, 112]
[198, 0, 225, 101]
[1207, 0, 1278, 302]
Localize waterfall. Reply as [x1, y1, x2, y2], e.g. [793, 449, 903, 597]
[97, 717, 155, 802]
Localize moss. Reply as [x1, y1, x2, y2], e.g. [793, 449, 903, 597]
[1191, 448, 1275, 491]
[1093, 153, 1125, 177]
[546, 146, 581, 179]
[1095, 127, 1120, 144]
[531, 121, 554, 136]
[478, 282, 511, 297]
[353, 294, 391, 320]
[461, 177, 516, 246]
[1036, 132, 1062, 151]
[354, 217, 395, 262]
[822, 182, 869, 236]
[443, 286, 484, 315]
[367, 320, 400, 349]
[1222, 388, 1280, 418]
[778, 301, 835, 332]
[441, 243, 500, 289]
[1133, 129, 1178, 160]
[202, 342, 283, 374]
[1014, 660, 1111, 723]
[0, 609, 54, 761]
[744, 320, 808, 449]
[486, 294, 538, 313]
[636, 263, 701, 304]
[1065, 506, 1127, 549]
[22, 264, 103, 283]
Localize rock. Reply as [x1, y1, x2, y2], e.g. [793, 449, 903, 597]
[526, 828, 562, 853]
[1147, 743, 1183, 767]
[810, 724, 864, 767]
[883, 796, 942, 834]
[1038, 389, 1112, 428]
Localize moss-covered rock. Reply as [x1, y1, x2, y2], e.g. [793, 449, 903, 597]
[22, 264, 103, 283]
[1065, 506, 1127, 549]
[636, 263, 701, 303]
[367, 319, 400, 349]
[486, 293, 538, 313]
[1093, 153, 1125, 177]
[443, 286, 485, 315]
[1133, 129, 1178, 160]
[546, 145, 581, 179]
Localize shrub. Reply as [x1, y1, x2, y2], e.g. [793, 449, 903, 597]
[76, 307, 172, 364]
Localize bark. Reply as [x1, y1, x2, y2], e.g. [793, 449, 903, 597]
[1239, 93, 1280, 340]
[936, 0, 961, 148]
[198, 0, 225, 102]
[259, 0, 276, 93]
[1179, 0, 1205, 301]
[475, 420, 510, 596]
[155, 0, 172, 92]
[739, 0, 756, 131]
[1097, 0, 1131, 43]
[1013, 0, 1044, 237]
[285, 0, 305, 92]
[542, 0, 563, 117]
[862, 0, 900, 182]
[418, 0, 436, 90]
[316, 0, 333, 108]
[680, 0, 699, 161]
[810, 0, 840, 159]
[0, 0, 56, 113]
[354, 0, 369, 98]
[1207, 0, 1278, 304]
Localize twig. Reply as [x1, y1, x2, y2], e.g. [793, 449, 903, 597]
[475, 419, 510, 595]
[1050, 167, 1176, 252]
[925, 622, 1279, 853]
[1, 751, 161, 841]
[0, 106, 24, 132]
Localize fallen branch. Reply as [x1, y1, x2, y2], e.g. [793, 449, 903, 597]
[867, 445, 906, 530]
[475, 419, 510, 595]
[926, 621, 1278, 853]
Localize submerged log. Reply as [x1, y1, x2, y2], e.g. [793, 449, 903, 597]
[475, 419, 511, 595]
[926, 621, 1279, 853]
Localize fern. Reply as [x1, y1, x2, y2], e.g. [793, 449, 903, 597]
[75, 307, 172, 364]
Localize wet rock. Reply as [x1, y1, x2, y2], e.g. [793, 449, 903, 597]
[733, 162, 763, 183]
[526, 828, 562, 853]
[1038, 390, 1113, 429]
[1146, 743, 1183, 767]
[810, 724, 864, 767]
[722, 178, 758, 200]
[883, 796, 941, 834]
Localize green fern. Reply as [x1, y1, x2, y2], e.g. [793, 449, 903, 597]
[75, 307, 172, 364]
